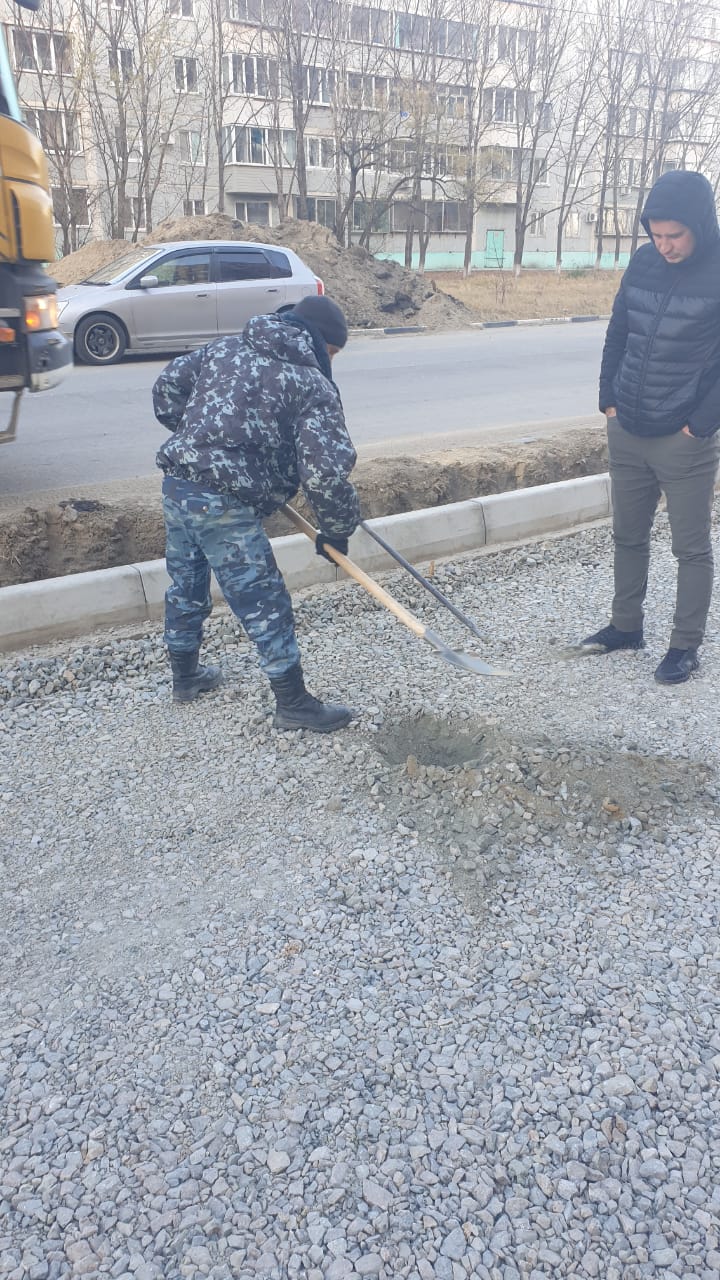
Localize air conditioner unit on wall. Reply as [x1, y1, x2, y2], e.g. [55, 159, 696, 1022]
[586, 211, 597, 224]
[162, 131, 175, 146]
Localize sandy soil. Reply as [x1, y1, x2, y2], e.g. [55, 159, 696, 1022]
[0, 429, 608, 586]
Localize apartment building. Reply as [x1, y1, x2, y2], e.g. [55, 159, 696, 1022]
[1, 0, 718, 269]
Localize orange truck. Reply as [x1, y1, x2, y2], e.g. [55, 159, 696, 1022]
[0, 0, 72, 443]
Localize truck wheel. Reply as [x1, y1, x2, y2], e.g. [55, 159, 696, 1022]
[75, 314, 127, 365]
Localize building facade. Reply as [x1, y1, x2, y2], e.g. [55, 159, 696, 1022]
[2, 0, 719, 269]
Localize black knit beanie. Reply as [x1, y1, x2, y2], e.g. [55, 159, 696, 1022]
[290, 295, 348, 348]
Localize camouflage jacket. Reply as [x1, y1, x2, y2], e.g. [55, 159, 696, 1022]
[153, 315, 360, 536]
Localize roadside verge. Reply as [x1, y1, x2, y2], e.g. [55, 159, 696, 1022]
[0, 474, 611, 652]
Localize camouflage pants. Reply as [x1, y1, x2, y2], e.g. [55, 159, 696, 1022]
[161, 476, 300, 677]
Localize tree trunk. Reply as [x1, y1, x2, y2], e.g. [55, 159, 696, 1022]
[462, 193, 474, 277]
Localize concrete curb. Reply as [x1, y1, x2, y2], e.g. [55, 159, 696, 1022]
[472, 315, 610, 330]
[348, 315, 611, 337]
[0, 474, 611, 652]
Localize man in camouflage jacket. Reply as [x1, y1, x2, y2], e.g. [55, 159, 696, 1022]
[152, 294, 360, 733]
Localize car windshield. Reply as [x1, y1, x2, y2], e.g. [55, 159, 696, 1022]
[81, 247, 158, 284]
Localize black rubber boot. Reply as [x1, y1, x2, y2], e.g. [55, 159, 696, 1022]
[168, 650, 222, 703]
[270, 662, 353, 733]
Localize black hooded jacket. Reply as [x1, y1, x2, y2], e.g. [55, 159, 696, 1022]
[599, 170, 720, 437]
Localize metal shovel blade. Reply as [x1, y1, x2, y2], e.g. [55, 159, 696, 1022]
[424, 628, 510, 677]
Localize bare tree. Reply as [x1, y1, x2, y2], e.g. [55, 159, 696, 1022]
[592, 0, 644, 267]
[489, 0, 573, 274]
[78, 0, 201, 239]
[552, 9, 605, 270]
[626, 0, 720, 253]
[328, 4, 406, 246]
[451, 0, 506, 276]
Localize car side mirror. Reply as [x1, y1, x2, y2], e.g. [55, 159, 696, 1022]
[138, 275, 159, 289]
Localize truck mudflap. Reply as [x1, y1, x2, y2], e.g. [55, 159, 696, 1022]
[27, 326, 72, 391]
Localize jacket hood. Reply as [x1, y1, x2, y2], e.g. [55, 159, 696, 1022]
[641, 170, 720, 258]
[242, 313, 322, 370]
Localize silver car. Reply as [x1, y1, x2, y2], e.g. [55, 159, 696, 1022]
[56, 239, 324, 365]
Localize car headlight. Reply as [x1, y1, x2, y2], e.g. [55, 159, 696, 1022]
[57, 299, 69, 320]
[24, 294, 59, 332]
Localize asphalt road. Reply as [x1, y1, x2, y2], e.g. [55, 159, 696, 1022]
[0, 323, 605, 500]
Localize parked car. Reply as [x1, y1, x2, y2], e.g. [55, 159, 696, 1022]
[56, 240, 325, 366]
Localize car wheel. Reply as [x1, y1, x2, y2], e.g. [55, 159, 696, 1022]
[75, 314, 128, 366]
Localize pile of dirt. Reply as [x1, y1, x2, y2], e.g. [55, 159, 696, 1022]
[52, 214, 479, 330]
[52, 240, 133, 286]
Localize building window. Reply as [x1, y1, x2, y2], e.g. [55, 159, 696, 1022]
[528, 209, 546, 237]
[224, 54, 281, 96]
[12, 28, 73, 74]
[396, 12, 468, 55]
[125, 196, 147, 230]
[387, 139, 416, 172]
[391, 200, 462, 233]
[227, 0, 276, 22]
[567, 162, 586, 189]
[305, 197, 336, 227]
[24, 107, 79, 153]
[234, 197, 271, 225]
[436, 84, 467, 120]
[178, 129, 204, 164]
[565, 209, 582, 238]
[350, 6, 389, 45]
[347, 71, 387, 109]
[610, 207, 636, 236]
[52, 187, 89, 227]
[108, 46, 134, 79]
[305, 136, 335, 167]
[115, 124, 140, 162]
[353, 199, 390, 233]
[170, 0, 194, 14]
[183, 198, 206, 216]
[305, 65, 336, 104]
[175, 56, 198, 92]
[480, 146, 544, 185]
[224, 125, 295, 165]
[497, 25, 536, 61]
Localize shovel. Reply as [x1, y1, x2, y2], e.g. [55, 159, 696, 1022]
[281, 504, 509, 678]
[358, 518, 488, 644]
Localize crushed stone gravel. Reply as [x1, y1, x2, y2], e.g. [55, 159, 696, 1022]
[2, 509, 720, 1279]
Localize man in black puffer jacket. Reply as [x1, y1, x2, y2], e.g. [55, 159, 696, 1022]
[583, 169, 720, 684]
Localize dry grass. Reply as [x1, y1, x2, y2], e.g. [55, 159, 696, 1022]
[431, 269, 622, 322]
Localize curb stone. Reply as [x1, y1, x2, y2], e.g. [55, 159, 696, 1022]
[0, 474, 611, 652]
[349, 315, 611, 337]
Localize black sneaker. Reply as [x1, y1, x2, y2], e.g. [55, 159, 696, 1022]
[654, 647, 699, 685]
[580, 623, 645, 652]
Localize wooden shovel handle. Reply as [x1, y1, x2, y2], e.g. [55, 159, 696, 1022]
[282, 504, 426, 640]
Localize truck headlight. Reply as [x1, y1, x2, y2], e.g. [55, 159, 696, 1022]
[24, 294, 59, 332]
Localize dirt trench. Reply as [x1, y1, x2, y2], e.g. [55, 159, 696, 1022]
[0, 428, 607, 586]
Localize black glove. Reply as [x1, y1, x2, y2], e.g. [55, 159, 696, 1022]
[316, 532, 348, 562]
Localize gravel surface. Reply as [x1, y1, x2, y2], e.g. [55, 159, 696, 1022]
[2, 510, 720, 1279]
